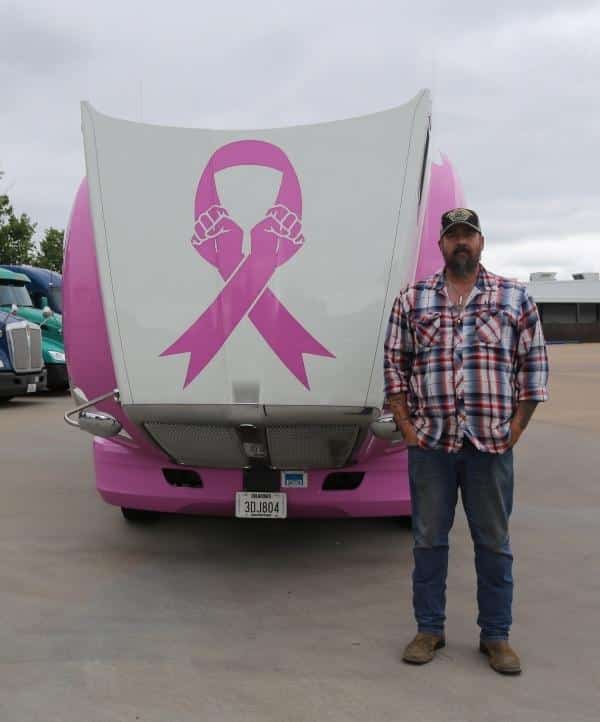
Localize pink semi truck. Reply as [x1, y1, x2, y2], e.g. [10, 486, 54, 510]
[63, 90, 463, 522]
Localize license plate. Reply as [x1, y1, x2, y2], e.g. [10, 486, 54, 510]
[26, 384, 36, 393]
[235, 492, 287, 519]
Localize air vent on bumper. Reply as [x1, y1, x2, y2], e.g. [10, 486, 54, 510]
[322, 471, 365, 491]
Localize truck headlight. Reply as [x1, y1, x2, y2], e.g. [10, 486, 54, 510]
[48, 351, 66, 362]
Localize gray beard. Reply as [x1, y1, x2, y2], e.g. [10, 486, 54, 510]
[446, 252, 480, 277]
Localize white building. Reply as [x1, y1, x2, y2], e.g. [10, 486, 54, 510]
[526, 272, 600, 341]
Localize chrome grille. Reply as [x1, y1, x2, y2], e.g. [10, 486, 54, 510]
[142, 421, 360, 469]
[125, 405, 375, 470]
[28, 326, 43, 370]
[267, 425, 360, 469]
[144, 423, 247, 468]
[6, 322, 44, 373]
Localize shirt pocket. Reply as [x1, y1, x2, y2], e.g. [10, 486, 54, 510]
[413, 311, 442, 349]
[475, 308, 517, 346]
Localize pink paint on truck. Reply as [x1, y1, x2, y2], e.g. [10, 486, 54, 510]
[63, 91, 464, 521]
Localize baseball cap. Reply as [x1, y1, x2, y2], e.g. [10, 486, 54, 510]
[440, 208, 482, 236]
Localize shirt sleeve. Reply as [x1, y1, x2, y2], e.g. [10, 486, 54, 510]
[383, 290, 414, 396]
[515, 289, 549, 402]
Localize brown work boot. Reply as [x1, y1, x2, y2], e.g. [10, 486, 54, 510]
[402, 633, 445, 665]
[479, 639, 522, 675]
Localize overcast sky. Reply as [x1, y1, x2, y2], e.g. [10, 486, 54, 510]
[1, 0, 599, 280]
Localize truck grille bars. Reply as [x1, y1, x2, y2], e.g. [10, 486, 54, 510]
[125, 405, 378, 470]
[142, 422, 361, 470]
[6, 322, 43, 372]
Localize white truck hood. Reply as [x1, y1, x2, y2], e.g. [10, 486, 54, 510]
[82, 91, 430, 409]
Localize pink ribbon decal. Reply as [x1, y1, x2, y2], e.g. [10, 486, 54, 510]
[161, 140, 335, 389]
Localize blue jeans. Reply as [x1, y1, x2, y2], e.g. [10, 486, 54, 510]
[407, 438, 514, 641]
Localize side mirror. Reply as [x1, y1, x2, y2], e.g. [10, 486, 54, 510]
[370, 413, 405, 441]
[78, 410, 122, 438]
[40, 296, 49, 308]
[42, 306, 54, 319]
[10, 303, 18, 314]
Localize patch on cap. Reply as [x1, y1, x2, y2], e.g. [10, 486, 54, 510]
[440, 207, 482, 235]
[447, 208, 472, 222]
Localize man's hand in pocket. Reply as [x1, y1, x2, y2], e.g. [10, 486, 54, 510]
[395, 417, 419, 447]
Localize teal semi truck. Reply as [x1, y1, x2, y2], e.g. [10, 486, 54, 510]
[0, 267, 68, 390]
[2, 265, 63, 314]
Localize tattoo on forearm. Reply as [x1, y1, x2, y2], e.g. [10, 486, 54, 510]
[387, 392, 409, 417]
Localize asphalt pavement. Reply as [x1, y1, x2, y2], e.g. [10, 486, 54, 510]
[1, 344, 599, 722]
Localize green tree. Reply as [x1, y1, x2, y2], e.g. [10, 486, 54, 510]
[35, 227, 64, 272]
[0, 193, 37, 264]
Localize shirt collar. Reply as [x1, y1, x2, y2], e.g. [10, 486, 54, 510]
[426, 264, 498, 293]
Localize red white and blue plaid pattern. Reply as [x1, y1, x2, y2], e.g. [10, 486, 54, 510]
[384, 265, 549, 454]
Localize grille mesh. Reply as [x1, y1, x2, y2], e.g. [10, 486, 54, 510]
[28, 327, 43, 370]
[144, 423, 247, 468]
[267, 425, 360, 469]
[7, 326, 28, 371]
[142, 420, 362, 469]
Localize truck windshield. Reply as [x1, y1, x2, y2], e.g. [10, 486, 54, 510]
[0, 283, 34, 308]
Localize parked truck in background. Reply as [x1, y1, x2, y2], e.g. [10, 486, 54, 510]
[1, 265, 63, 315]
[0, 267, 68, 390]
[0, 270, 47, 400]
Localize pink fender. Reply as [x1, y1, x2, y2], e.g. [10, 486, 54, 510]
[63, 180, 162, 457]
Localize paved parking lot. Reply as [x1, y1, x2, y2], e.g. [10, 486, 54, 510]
[1, 345, 599, 722]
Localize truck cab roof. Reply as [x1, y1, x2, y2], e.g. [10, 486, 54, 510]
[1, 265, 62, 289]
[0, 267, 31, 284]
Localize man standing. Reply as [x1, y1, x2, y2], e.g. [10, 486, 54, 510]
[384, 208, 549, 675]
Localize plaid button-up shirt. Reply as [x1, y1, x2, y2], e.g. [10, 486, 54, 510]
[384, 265, 549, 454]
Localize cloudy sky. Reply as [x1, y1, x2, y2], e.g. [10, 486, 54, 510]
[1, 0, 599, 280]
